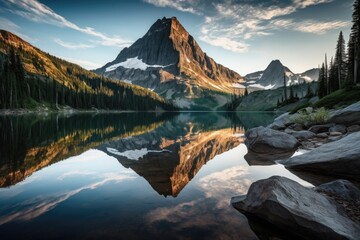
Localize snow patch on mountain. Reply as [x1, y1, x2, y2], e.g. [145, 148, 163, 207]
[106, 147, 171, 160]
[105, 57, 173, 72]
[248, 83, 275, 90]
[232, 83, 246, 89]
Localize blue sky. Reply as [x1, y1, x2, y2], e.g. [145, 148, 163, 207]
[0, 0, 353, 75]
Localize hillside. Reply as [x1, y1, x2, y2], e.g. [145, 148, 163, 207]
[0, 30, 175, 111]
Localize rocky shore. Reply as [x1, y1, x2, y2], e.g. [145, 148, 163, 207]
[232, 101, 360, 240]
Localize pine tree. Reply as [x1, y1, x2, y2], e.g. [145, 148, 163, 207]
[352, 0, 359, 84]
[325, 54, 329, 94]
[347, 34, 355, 86]
[329, 57, 337, 93]
[283, 70, 287, 101]
[334, 31, 347, 89]
[318, 63, 327, 98]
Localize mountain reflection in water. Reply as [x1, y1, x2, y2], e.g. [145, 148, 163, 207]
[0, 112, 311, 240]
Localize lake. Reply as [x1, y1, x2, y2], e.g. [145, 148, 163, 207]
[0, 112, 311, 240]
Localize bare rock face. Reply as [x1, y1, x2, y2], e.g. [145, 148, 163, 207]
[232, 176, 360, 240]
[328, 101, 360, 126]
[245, 126, 299, 154]
[281, 132, 360, 182]
[95, 17, 244, 108]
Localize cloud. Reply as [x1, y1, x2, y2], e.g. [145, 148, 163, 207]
[145, 0, 347, 53]
[199, 35, 249, 53]
[0, 173, 134, 226]
[0, 17, 33, 41]
[293, 0, 334, 8]
[60, 56, 102, 69]
[54, 38, 95, 49]
[3, 0, 131, 47]
[271, 19, 350, 34]
[143, 0, 200, 15]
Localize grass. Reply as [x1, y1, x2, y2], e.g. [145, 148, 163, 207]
[313, 87, 360, 109]
[292, 107, 330, 125]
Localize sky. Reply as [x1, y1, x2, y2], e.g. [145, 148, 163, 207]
[0, 0, 354, 75]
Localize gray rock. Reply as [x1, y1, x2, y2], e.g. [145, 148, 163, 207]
[268, 122, 286, 131]
[309, 123, 334, 133]
[285, 129, 316, 140]
[328, 136, 343, 142]
[232, 176, 360, 240]
[329, 124, 347, 134]
[315, 180, 360, 202]
[329, 131, 342, 136]
[328, 101, 360, 126]
[316, 133, 328, 138]
[245, 126, 300, 154]
[347, 125, 360, 133]
[244, 150, 295, 166]
[289, 123, 304, 131]
[271, 112, 296, 127]
[281, 132, 360, 181]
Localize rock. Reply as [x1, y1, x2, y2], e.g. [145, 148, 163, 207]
[244, 150, 295, 166]
[269, 122, 286, 131]
[328, 101, 360, 126]
[329, 124, 347, 134]
[289, 123, 303, 131]
[315, 180, 360, 224]
[328, 136, 343, 142]
[285, 129, 316, 140]
[316, 133, 328, 138]
[315, 180, 360, 202]
[281, 132, 360, 182]
[329, 131, 342, 136]
[232, 176, 360, 240]
[301, 141, 316, 149]
[270, 112, 297, 127]
[309, 123, 334, 133]
[245, 126, 300, 154]
[347, 125, 360, 133]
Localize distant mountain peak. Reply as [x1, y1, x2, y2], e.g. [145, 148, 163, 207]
[245, 59, 319, 91]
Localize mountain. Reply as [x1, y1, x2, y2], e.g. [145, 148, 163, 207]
[98, 114, 244, 197]
[95, 17, 244, 109]
[245, 60, 319, 91]
[0, 30, 174, 111]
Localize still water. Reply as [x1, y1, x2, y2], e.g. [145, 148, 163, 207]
[0, 112, 310, 240]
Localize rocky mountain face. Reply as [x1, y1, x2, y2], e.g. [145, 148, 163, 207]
[245, 60, 319, 91]
[95, 17, 244, 109]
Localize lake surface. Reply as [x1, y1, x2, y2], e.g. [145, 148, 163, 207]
[0, 112, 311, 240]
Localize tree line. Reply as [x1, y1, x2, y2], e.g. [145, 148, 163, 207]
[0, 47, 176, 111]
[318, 0, 359, 98]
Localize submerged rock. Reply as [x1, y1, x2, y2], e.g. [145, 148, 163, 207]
[232, 176, 360, 240]
[245, 126, 299, 154]
[281, 132, 360, 182]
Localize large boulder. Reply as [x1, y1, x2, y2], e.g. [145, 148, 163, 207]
[232, 176, 360, 240]
[328, 101, 360, 126]
[281, 132, 360, 182]
[245, 126, 299, 154]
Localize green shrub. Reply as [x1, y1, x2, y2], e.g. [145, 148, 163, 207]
[292, 107, 329, 125]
